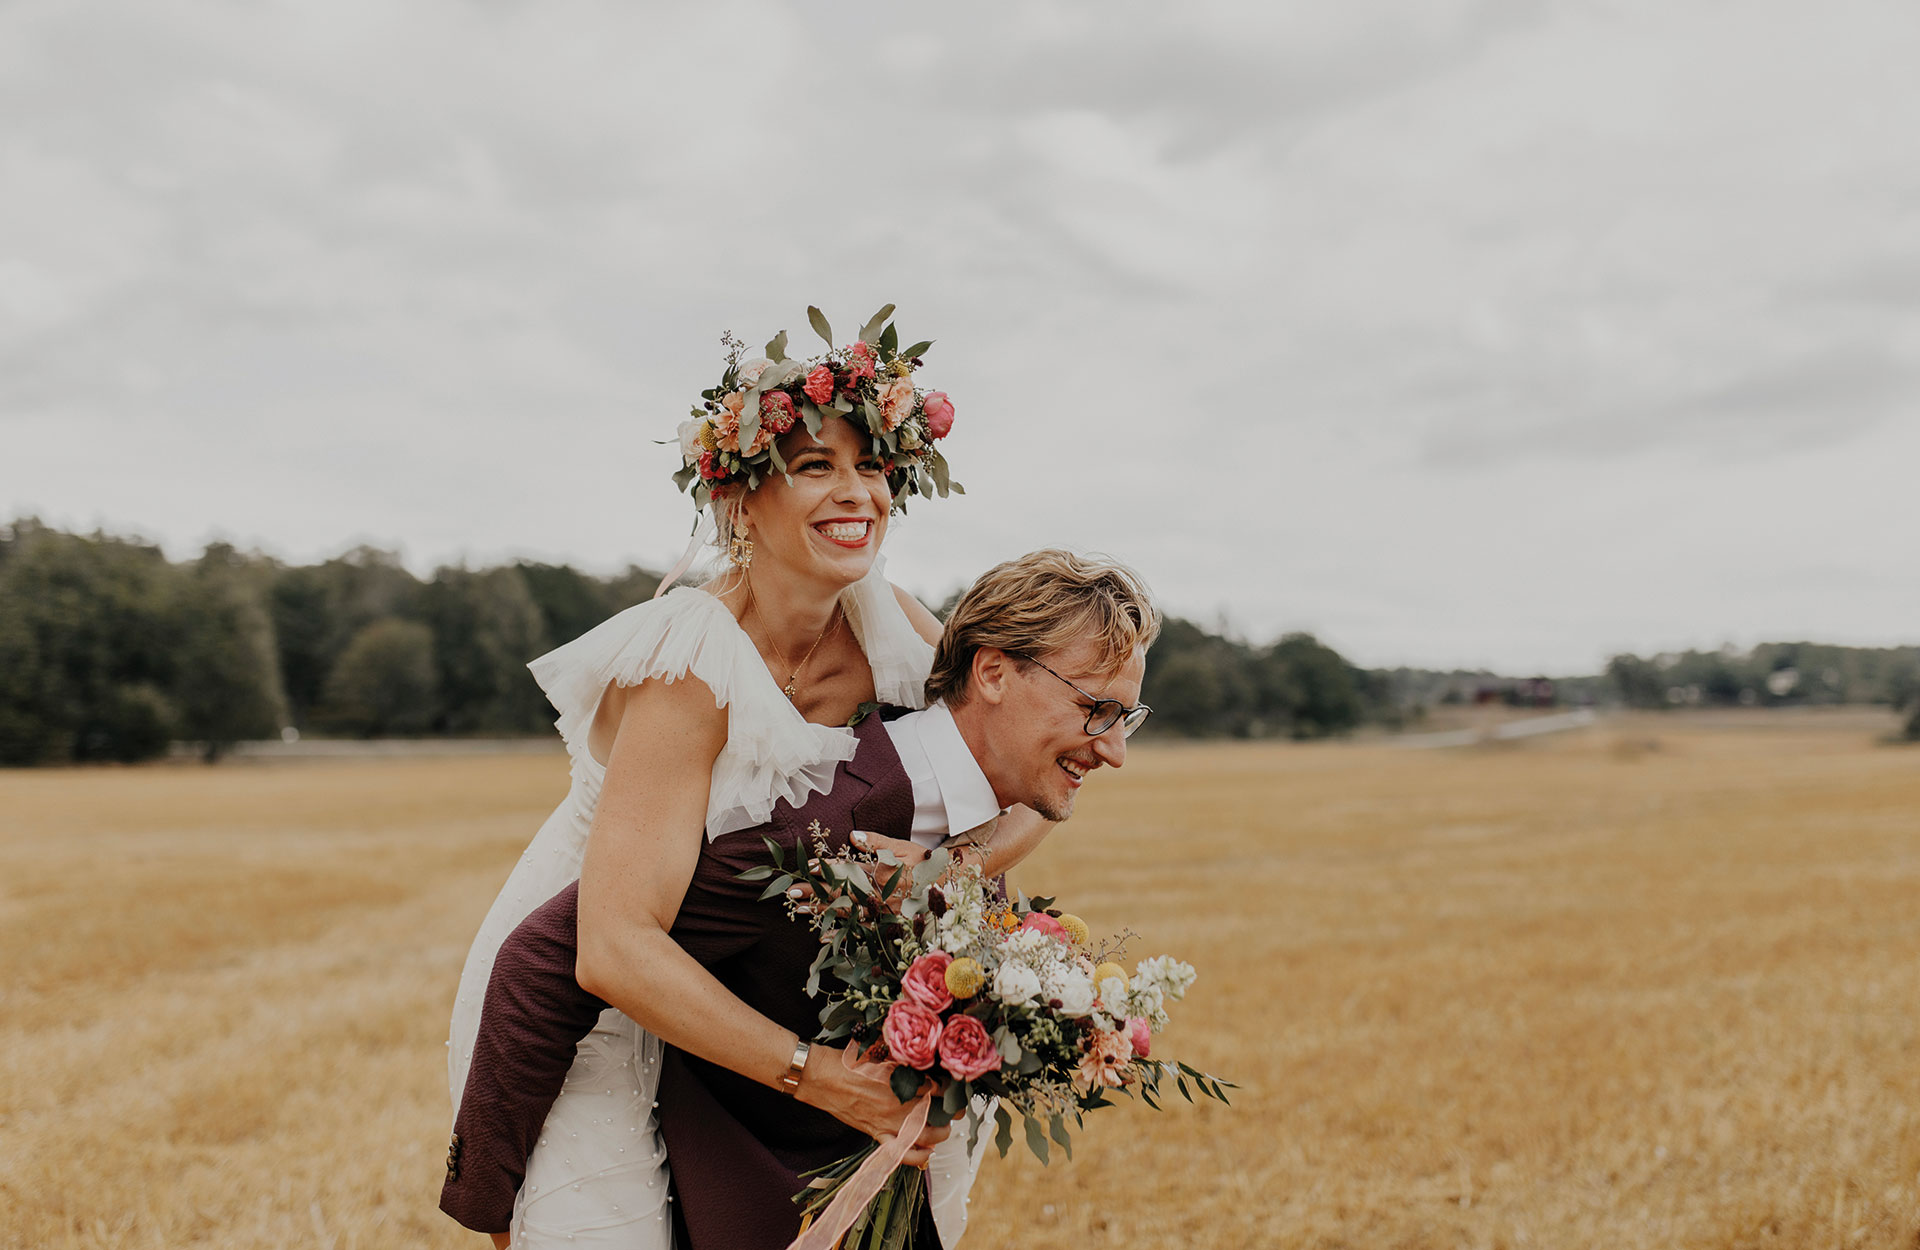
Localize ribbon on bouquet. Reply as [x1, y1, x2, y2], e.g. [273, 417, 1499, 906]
[787, 1044, 932, 1250]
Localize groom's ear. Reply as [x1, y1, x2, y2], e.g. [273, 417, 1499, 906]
[969, 646, 1013, 706]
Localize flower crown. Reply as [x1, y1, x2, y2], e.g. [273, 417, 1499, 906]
[672, 304, 961, 513]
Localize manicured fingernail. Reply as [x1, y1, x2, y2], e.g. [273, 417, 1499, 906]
[851, 832, 869, 846]
[787, 886, 805, 898]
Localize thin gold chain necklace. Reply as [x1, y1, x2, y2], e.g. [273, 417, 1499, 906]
[746, 578, 842, 701]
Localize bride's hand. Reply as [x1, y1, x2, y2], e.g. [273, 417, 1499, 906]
[788, 831, 928, 917]
[793, 1045, 951, 1167]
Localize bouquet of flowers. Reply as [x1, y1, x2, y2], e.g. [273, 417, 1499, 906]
[740, 829, 1234, 1250]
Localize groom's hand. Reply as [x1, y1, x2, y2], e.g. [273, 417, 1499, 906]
[787, 831, 928, 917]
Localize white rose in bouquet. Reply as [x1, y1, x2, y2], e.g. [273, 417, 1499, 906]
[992, 961, 1042, 1007]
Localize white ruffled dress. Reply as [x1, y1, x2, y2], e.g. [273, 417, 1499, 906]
[446, 562, 983, 1248]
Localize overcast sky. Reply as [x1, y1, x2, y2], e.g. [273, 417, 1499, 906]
[5, 0, 1917, 672]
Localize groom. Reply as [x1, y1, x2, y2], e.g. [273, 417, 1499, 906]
[441, 549, 1158, 1248]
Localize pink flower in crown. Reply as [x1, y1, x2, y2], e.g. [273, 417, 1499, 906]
[937, 1014, 1001, 1082]
[760, 389, 797, 434]
[877, 378, 915, 432]
[1020, 912, 1067, 942]
[713, 393, 745, 452]
[901, 951, 955, 1012]
[844, 341, 877, 383]
[922, 392, 955, 439]
[882, 999, 944, 1070]
[1126, 1016, 1152, 1059]
[803, 365, 836, 406]
[697, 449, 730, 484]
[1076, 1028, 1134, 1089]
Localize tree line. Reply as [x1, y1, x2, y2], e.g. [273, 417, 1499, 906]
[0, 518, 658, 764]
[1605, 642, 1920, 738]
[5, 517, 1915, 765]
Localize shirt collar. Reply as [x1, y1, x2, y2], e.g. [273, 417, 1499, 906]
[913, 700, 1003, 837]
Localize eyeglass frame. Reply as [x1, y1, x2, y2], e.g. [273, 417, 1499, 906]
[1007, 652, 1152, 738]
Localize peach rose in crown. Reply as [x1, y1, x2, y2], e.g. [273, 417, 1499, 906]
[937, 1013, 1001, 1082]
[921, 391, 955, 439]
[901, 951, 955, 1013]
[714, 393, 745, 452]
[878, 378, 915, 432]
[803, 365, 836, 406]
[882, 999, 944, 1070]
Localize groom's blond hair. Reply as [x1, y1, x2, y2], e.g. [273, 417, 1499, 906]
[927, 550, 1160, 707]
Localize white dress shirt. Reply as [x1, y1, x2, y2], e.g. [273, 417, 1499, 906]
[881, 700, 1004, 848]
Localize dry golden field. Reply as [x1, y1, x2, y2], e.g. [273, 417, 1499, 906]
[3, 713, 1918, 1249]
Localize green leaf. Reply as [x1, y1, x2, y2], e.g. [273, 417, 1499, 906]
[1048, 1113, 1073, 1160]
[859, 304, 896, 345]
[879, 321, 899, 357]
[928, 449, 951, 494]
[767, 440, 787, 475]
[993, 1105, 1014, 1158]
[901, 340, 933, 360]
[765, 329, 788, 363]
[889, 1065, 922, 1103]
[941, 1081, 967, 1118]
[1177, 1075, 1193, 1103]
[736, 865, 775, 882]
[1023, 1115, 1050, 1165]
[807, 306, 834, 347]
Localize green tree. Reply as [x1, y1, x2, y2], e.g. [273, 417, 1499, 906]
[1260, 632, 1362, 738]
[172, 544, 287, 759]
[270, 548, 424, 728]
[320, 619, 439, 736]
[424, 566, 550, 734]
[517, 562, 616, 648]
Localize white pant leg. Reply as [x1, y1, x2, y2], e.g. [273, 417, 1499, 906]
[510, 1011, 674, 1250]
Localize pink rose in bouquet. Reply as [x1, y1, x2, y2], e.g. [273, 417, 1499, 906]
[922, 391, 955, 439]
[1127, 1016, 1152, 1059]
[803, 365, 836, 405]
[1020, 912, 1067, 942]
[901, 951, 954, 1012]
[881, 999, 944, 1070]
[937, 1014, 1001, 1082]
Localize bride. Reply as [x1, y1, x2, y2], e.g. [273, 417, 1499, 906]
[445, 308, 1052, 1248]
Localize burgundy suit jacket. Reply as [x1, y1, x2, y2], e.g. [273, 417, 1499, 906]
[440, 710, 935, 1248]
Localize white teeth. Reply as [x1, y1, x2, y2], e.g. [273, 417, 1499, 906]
[1060, 760, 1086, 779]
[817, 522, 869, 541]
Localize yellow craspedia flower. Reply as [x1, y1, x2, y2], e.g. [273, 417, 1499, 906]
[945, 957, 986, 999]
[1056, 913, 1090, 946]
[1094, 961, 1128, 988]
[698, 421, 719, 451]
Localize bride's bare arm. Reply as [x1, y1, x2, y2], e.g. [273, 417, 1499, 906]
[573, 677, 946, 1160]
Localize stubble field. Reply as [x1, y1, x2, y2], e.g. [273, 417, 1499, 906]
[2, 713, 1917, 1249]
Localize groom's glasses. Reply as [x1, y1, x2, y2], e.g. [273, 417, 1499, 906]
[1012, 654, 1152, 739]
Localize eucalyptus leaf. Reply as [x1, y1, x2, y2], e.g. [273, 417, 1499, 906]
[1048, 1113, 1072, 1160]
[879, 321, 898, 356]
[807, 305, 834, 347]
[765, 329, 788, 363]
[941, 1082, 967, 1117]
[858, 304, 896, 345]
[889, 1065, 922, 1103]
[994, 1105, 1014, 1158]
[1023, 1115, 1050, 1165]
[901, 339, 933, 360]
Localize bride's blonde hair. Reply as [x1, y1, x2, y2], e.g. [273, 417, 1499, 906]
[926, 550, 1159, 707]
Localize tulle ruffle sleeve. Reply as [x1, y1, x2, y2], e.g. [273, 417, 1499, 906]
[841, 559, 935, 711]
[526, 586, 858, 839]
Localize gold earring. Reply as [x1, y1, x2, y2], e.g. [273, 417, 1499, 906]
[728, 521, 754, 568]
